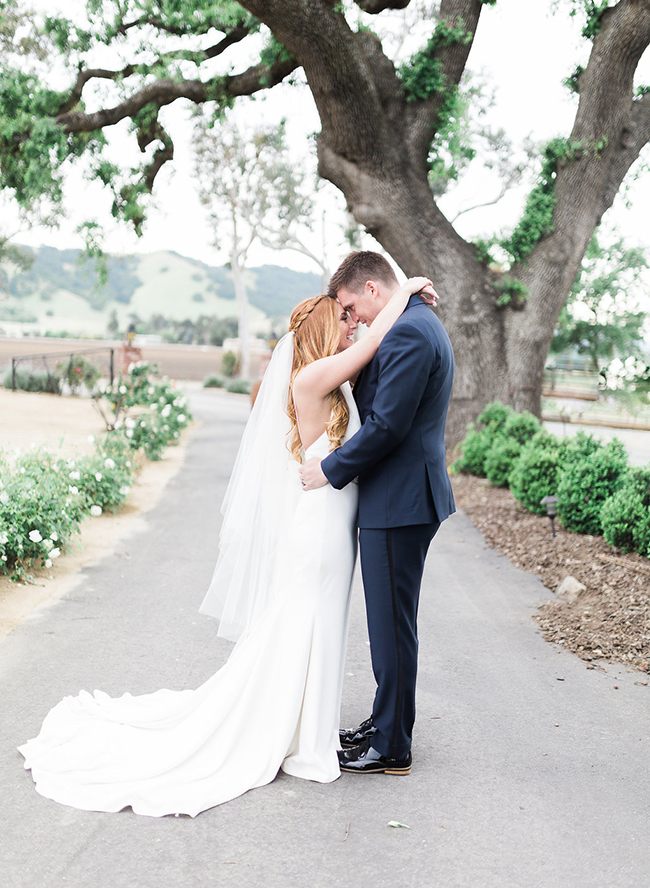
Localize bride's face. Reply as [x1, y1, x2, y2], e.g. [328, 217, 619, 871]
[337, 306, 358, 351]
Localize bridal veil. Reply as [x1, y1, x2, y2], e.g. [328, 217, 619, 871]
[199, 332, 299, 642]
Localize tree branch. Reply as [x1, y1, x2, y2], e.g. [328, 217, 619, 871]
[56, 23, 255, 117]
[57, 65, 137, 116]
[407, 0, 484, 169]
[352, 0, 411, 12]
[204, 24, 251, 59]
[598, 91, 650, 218]
[525, 0, 650, 290]
[55, 55, 299, 134]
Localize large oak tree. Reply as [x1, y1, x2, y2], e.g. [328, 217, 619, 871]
[2, 0, 650, 441]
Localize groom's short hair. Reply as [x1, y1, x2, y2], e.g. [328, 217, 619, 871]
[327, 251, 399, 299]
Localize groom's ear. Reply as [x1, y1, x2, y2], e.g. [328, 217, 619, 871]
[365, 280, 379, 299]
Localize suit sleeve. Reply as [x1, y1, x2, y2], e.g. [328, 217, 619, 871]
[322, 322, 433, 489]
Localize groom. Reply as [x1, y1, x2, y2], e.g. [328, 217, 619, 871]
[300, 251, 455, 775]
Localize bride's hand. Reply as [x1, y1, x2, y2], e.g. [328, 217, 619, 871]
[419, 283, 439, 307]
[401, 276, 439, 308]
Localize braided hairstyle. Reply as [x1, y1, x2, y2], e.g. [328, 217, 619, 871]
[286, 294, 350, 463]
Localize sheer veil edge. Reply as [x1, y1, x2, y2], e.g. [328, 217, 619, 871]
[198, 332, 298, 643]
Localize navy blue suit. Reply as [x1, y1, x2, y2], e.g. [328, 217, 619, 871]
[322, 295, 455, 758]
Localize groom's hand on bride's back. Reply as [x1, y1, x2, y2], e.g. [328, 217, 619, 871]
[299, 458, 328, 491]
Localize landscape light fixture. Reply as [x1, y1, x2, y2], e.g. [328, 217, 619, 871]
[541, 495, 559, 538]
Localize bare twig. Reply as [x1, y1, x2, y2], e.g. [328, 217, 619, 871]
[596, 554, 650, 576]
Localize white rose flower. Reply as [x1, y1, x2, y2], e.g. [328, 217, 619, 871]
[28, 529, 43, 543]
[126, 460, 131, 467]
[43, 539, 53, 551]
[119, 486, 130, 496]
[148, 386, 155, 395]
[1, 555, 7, 562]
[177, 414, 186, 424]
[149, 403, 157, 411]
[120, 385, 127, 394]
[90, 505, 102, 517]
[125, 418, 136, 429]
[161, 404, 171, 418]
[50, 548, 61, 559]
[95, 473, 102, 482]
[126, 429, 134, 439]
[69, 470, 81, 481]
[104, 458, 116, 469]
[45, 559, 52, 568]
[0, 531, 8, 544]
[50, 532, 58, 541]
[69, 486, 78, 494]
[20, 467, 25, 474]
[0, 492, 9, 505]
[67, 459, 76, 467]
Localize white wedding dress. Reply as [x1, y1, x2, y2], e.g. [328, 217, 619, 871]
[19, 371, 360, 817]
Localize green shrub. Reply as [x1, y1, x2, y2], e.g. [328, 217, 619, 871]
[100, 362, 192, 460]
[508, 431, 564, 515]
[55, 355, 102, 394]
[484, 437, 522, 487]
[0, 449, 84, 581]
[452, 423, 492, 476]
[203, 374, 225, 388]
[221, 350, 237, 377]
[226, 379, 251, 395]
[2, 367, 60, 393]
[501, 410, 540, 445]
[477, 401, 513, 431]
[557, 438, 628, 535]
[562, 430, 602, 464]
[600, 467, 650, 554]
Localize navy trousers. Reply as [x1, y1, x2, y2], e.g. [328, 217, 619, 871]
[358, 521, 439, 759]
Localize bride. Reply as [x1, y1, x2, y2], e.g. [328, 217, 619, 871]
[19, 276, 435, 817]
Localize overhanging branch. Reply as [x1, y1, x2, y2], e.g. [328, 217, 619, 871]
[55, 55, 299, 134]
[352, 0, 410, 11]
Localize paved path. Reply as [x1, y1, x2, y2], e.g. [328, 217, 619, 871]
[2, 390, 649, 888]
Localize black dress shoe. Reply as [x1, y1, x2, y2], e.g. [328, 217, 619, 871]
[337, 739, 412, 775]
[339, 716, 377, 749]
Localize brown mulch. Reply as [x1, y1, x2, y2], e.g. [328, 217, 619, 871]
[451, 474, 650, 674]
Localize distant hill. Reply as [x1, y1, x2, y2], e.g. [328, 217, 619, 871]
[0, 245, 321, 337]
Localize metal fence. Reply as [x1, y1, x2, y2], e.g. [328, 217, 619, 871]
[10, 347, 115, 394]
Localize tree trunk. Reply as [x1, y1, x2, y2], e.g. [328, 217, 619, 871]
[237, 0, 650, 444]
[230, 249, 251, 380]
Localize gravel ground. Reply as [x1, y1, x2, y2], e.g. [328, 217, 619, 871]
[451, 473, 650, 675]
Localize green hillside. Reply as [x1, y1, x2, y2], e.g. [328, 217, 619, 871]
[0, 245, 321, 338]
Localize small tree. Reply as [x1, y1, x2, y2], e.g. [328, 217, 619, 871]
[0, 233, 32, 296]
[551, 233, 648, 371]
[194, 114, 316, 378]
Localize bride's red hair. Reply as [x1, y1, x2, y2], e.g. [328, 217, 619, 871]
[286, 295, 350, 463]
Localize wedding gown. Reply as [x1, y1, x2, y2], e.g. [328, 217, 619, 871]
[19, 383, 360, 818]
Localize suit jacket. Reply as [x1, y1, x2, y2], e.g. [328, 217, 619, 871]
[321, 295, 455, 529]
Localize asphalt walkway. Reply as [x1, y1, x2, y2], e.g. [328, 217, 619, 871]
[2, 389, 649, 888]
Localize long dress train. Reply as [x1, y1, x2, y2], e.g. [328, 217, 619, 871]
[18, 389, 360, 817]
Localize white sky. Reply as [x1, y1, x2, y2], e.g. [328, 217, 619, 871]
[4, 0, 650, 280]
